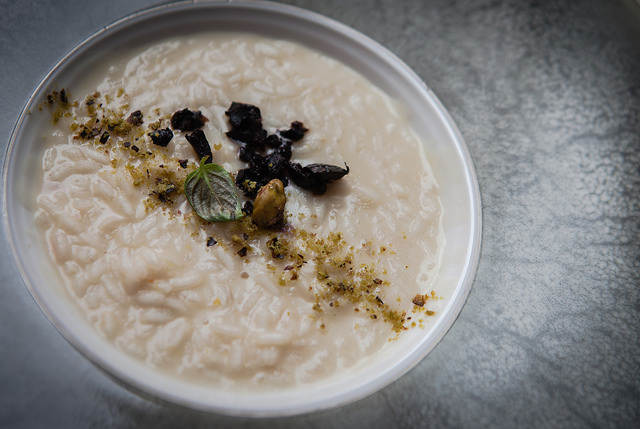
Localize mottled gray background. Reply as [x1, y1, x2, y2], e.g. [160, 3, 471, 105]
[1, 0, 639, 428]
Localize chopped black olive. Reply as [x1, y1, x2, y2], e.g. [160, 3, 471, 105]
[236, 167, 268, 198]
[123, 141, 131, 148]
[126, 110, 143, 126]
[265, 134, 283, 148]
[60, 88, 68, 104]
[171, 108, 208, 131]
[264, 151, 289, 179]
[273, 141, 292, 161]
[225, 101, 347, 199]
[225, 102, 262, 129]
[226, 127, 267, 149]
[237, 145, 262, 164]
[278, 121, 308, 142]
[206, 237, 217, 247]
[178, 159, 188, 169]
[237, 247, 248, 257]
[99, 131, 110, 144]
[131, 145, 139, 153]
[225, 102, 266, 148]
[306, 163, 350, 182]
[288, 162, 327, 194]
[148, 127, 173, 147]
[235, 148, 290, 198]
[185, 129, 213, 162]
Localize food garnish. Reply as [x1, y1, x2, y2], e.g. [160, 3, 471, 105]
[170, 108, 208, 131]
[185, 129, 213, 162]
[184, 156, 244, 222]
[288, 162, 349, 195]
[251, 179, 287, 228]
[148, 127, 173, 147]
[225, 102, 349, 197]
[126, 110, 143, 126]
[225, 102, 266, 147]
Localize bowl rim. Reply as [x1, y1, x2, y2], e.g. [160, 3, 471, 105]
[2, 0, 482, 417]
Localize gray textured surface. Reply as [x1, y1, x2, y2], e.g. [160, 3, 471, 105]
[1, 0, 639, 428]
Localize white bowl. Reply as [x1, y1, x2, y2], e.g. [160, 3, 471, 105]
[2, 0, 481, 417]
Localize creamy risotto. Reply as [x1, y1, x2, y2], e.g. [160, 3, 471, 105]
[34, 33, 443, 391]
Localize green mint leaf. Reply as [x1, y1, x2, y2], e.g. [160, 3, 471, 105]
[184, 156, 244, 222]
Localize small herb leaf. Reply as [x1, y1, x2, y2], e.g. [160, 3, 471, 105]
[184, 157, 244, 222]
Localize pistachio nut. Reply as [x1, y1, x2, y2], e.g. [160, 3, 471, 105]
[252, 179, 286, 228]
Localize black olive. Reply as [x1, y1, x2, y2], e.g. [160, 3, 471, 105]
[306, 163, 350, 182]
[171, 108, 208, 131]
[185, 129, 213, 162]
[288, 162, 327, 195]
[225, 102, 266, 148]
[278, 120, 308, 142]
[148, 127, 173, 147]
